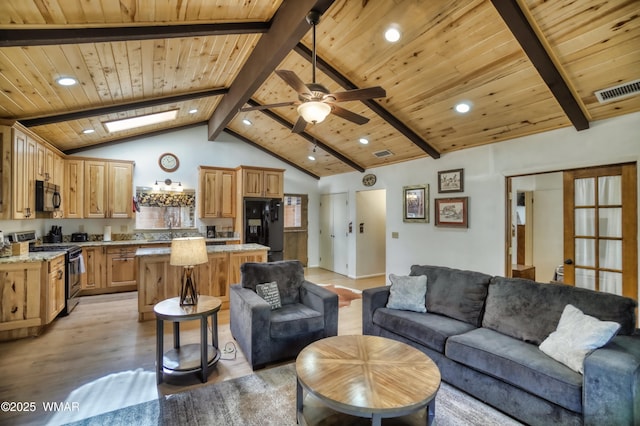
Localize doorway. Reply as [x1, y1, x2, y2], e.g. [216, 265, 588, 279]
[355, 189, 386, 278]
[505, 162, 637, 301]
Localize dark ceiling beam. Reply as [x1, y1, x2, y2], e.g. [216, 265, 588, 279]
[64, 121, 206, 155]
[224, 128, 320, 180]
[207, 0, 336, 141]
[247, 99, 365, 173]
[490, 0, 589, 131]
[0, 22, 269, 47]
[20, 88, 228, 127]
[294, 44, 441, 159]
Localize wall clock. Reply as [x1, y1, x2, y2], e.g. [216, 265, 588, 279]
[362, 173, 377, 187]
[159, 152, 179, 172]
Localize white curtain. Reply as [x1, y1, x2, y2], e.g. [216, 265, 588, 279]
[573, 176, 622, 295]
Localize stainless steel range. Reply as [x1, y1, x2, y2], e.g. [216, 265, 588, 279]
[14, 230, 82, 315]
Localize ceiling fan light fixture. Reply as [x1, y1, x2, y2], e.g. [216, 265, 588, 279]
[297, 101, 331, 124]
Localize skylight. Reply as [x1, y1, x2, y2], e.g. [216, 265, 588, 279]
[103, 110, 178, 133]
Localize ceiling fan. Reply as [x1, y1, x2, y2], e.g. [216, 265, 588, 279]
[240, 10, 386, 134]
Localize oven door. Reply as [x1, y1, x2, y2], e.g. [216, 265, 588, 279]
[67, 255, 82, 298]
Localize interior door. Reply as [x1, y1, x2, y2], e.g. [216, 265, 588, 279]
[563, 163, 637, 300]
[319, 193, 348, 275]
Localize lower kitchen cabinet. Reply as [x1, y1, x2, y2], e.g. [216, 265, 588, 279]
[46, 255, 66, 324]
[105, 246, 137, 289]
[80, 246, 105, 293]
[0, 262, 42, 341]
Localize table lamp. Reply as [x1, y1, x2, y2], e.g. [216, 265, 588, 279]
[170, 237, 208, 305]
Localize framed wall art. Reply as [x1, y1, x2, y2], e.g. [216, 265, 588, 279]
[403, 184, 429, 223]
[437, 168, 464, 193]
[435, 197, 468, 228]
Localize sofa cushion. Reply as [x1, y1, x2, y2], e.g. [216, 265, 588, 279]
[372, 307, 477, 353]
[446, 328, 584, 413]
[269, 303, 324, 338]
[539, 304, 620, 374]
[386, 274, 427, 313]
[483, 277, 637, 345]
[240, 260, 304, 305]
[410, 265, 491, 326]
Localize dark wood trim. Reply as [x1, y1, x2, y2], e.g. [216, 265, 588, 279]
[63, 122, 207, 155]
[223, 128, 320, 180]
[247, 99, 365, 173]
[207, 0, 336, 141]
[294, 44, 441, 159]
[0, 22, 269, 47]
[490, 0, 589, 131]
[20, 88, 228, 127]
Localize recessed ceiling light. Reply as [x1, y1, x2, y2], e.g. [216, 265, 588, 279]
[308, 155, 316, 161]
[56, 76, 78, 86]
[455, 102, 471, 113]
[359, 138, 369, 145]
[242, 118, 252, 125]
[103, 110, 178, 133]
[188, 109, 198, 114]
[384, 27, 401, 43]
[82, 129, 95, 134]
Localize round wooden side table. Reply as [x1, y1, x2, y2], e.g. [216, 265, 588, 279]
[296, 335, 441, 425]
[154, 296, 222, 384]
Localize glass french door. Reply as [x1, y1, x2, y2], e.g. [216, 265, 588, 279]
[563, 163, 637, 300]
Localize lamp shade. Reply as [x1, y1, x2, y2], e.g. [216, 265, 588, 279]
[297, 101, 331, 124]
[170, 237, 208, 266]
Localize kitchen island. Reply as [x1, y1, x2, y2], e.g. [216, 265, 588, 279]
[136, 243, 268, 321]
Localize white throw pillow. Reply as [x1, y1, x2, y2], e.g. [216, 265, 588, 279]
[386, 274, 427, 313]
[539, 304, 620, 374]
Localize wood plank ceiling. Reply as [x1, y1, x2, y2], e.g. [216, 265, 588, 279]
[0, 0, 638, 179]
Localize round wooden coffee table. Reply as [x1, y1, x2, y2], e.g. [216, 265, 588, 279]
[296, 335, 441, 425]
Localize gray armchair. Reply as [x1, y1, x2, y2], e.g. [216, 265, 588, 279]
[230, 260, 339, 370]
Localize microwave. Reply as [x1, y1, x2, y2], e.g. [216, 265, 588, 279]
[36, 180, 61, 212]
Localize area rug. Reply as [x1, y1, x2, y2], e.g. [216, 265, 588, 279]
[317, 283, 362, 308]
[66, 363, 523, 426]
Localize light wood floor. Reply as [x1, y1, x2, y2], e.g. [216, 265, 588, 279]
[0, 268, 385, 425]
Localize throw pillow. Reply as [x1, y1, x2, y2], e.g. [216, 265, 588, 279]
[256, 281, 282, 310]
[539, 304, 620, 374]
[386, 274, 427, 313]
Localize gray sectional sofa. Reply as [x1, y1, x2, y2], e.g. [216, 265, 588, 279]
[362, 265, 640, 426]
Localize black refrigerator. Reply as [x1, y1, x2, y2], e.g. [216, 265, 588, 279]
[244, 198, 283, 261]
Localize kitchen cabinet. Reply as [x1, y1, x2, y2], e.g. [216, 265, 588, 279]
[52, 154, 65, 218]
[64, 159, 84, 218]
[105, 245, 137, 289]
[11, 128, 37, 219]
[228, 250, 268, 284]
[84, 160, 134, 218]
[36, 142, 55, 183]
[0, 262, 42, 341]
[46, 255, 66, 323]
[80, 246, 105, 293]
[237, 166, 284, 199]
[198, 166, 236, 218]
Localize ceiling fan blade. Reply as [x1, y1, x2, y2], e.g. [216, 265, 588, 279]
[239, 101, 297, 112]
[326, 86, 386, 103]
[291, 116, 308, 133]
[275, 70, 311, 96]
[330, 105, 370, 125]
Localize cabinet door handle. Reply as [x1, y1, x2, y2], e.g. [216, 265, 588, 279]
[57, 270, 64, 279]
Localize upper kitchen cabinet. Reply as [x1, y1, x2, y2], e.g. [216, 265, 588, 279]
[84, 159, 134, 219]
[11, 128, 36, 220]
[198, 166, 236, 218]
[64, 159, 84, 219]
[36, 142, 55, 183]
[237, 166, 284, 199]
[52, 154, 65, 219]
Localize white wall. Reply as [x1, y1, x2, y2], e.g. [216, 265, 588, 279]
[319, 112, 640, 288]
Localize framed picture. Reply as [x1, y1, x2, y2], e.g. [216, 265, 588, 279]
[438, 168, 464, 193]
[403, 184, 429, 223]
[435, 197, 468, 228]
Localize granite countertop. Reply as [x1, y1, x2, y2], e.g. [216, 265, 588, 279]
[0, 251, 66, 264]
[136, 243, 270, 257]
[33, 237, 240, 248]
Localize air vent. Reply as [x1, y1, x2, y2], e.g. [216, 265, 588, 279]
[594, 79, 640, 104]
[373, 149, 394, 158]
